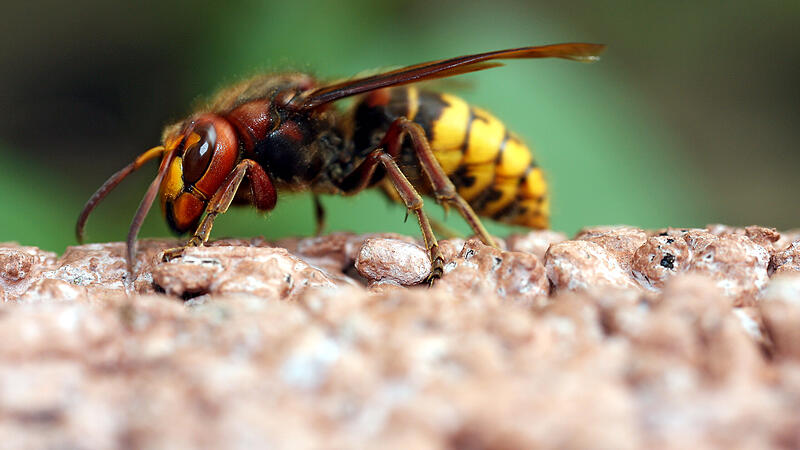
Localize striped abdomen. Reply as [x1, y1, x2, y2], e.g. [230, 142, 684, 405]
[352, 86, 549, 229]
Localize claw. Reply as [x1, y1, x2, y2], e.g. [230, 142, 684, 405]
[426, 269, 443, 287]
[161, 237, 203, 262]
[162, 246, 186, 262]
[425, 254, 445, 287]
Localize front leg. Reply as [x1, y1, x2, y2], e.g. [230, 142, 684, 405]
[162, 159, 276, 261]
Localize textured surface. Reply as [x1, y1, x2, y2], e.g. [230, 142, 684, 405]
[355, 238, 431, 285]
[2, 225, 800, 448]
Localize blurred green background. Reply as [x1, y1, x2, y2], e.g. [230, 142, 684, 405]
[1, 0, 798, 253]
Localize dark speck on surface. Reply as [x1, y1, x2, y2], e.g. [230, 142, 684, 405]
[660, 253, 676, 269]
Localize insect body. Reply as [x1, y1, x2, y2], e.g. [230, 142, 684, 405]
[351, 87, 548, 229]
[76, 43, 605, 281]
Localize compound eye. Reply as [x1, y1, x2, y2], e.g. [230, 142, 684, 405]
[182, 123, 217, 185]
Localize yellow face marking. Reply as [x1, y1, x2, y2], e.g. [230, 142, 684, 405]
[456, 163, 495, 202]
[159, 156, 184, 214]
[406, 87, 419, 121]
[496, 137, 532, 178]
[430, 93, 468, 153]
[521, 167, 547, 198]
[464, 107, 505, 165]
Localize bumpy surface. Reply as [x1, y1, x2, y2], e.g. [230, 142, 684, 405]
[2, 225, 800, 449]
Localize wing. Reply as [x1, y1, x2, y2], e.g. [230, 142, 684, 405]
[297, 43, 605, 110]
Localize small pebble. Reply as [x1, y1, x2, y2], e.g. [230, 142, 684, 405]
[355, 238, 431, 285]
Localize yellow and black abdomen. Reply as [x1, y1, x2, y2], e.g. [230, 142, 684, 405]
[352, 87, 549, 229]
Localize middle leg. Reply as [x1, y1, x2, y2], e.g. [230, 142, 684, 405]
[379, 117, 498, 248]
[312, 194, 326, 236]
[338, 148, 445, 282]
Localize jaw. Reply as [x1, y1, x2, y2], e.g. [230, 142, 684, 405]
[164, 192, 205, 235]
[158, 147, 206, 235]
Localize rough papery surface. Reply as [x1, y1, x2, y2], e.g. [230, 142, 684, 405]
[506, 229, 566, 261]
[0, 244, 57, 301]
[291, 232, 357, 270]
[152, 245, 337, 300]
[688, 234, 770, 306]
[760, 274, 800, 360]
[707, 224, 781, 254]
[44, 243, 137, 300]
[4, 226, 800, 448]
[575, 225, 648, 272]
[545, 240, 638, 293]
[771, 241, 800, 275]
[437, 237, 467, 263]
[439, 238, 549, 305]
[628, 230, 772, 304]
[682, 228, 719, 254]
[774, 229, 800, 251]
[631, 235, 692, 289]
[284, 232, 419, 278]
[744, 226, 781, 251]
